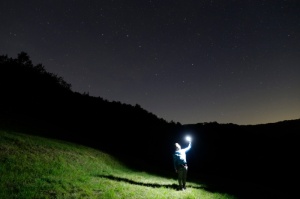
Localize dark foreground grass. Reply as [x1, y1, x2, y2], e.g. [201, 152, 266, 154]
[0, 130, 236, 199]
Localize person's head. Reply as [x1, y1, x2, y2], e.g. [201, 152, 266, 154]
[175, 143, 181, 151]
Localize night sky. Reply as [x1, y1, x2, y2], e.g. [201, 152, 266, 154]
[1, 0, 300, 125]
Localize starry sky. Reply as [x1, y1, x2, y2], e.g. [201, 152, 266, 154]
[1, 0, 300, 125]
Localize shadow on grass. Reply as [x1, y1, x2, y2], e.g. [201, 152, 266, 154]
[97, 175, 203, 190]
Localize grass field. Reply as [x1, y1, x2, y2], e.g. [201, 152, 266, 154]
[0, 130, 236, 199]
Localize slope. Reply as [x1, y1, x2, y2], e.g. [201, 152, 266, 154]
[0, 130, 235, 199]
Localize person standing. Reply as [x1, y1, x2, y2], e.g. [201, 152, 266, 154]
[173, 138, 192, 190]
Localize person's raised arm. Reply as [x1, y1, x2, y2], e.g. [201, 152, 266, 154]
[183, 140, 191, 152]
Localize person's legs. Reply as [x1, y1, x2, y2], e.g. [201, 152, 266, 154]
[177, 167, 184, 190]
[182, 165, 188, 189]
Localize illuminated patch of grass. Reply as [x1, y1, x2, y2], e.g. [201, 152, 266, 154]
[0, 130, 236, 199]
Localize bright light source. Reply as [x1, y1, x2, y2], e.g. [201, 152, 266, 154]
[186, 136, 192, 142]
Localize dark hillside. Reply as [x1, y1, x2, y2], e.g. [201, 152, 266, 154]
[180, 120, 300, 198]
[1, 52, 299, 198]
[0, 52, 177, 171]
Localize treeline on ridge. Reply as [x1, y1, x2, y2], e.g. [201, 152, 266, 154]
[0, 52, 179, 168]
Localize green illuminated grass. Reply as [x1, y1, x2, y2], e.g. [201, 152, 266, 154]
[0, 130, 236, 199]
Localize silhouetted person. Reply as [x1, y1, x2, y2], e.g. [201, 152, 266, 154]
[173, 139, 191, 190]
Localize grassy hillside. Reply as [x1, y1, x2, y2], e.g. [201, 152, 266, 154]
[0, 130, 236, 199]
